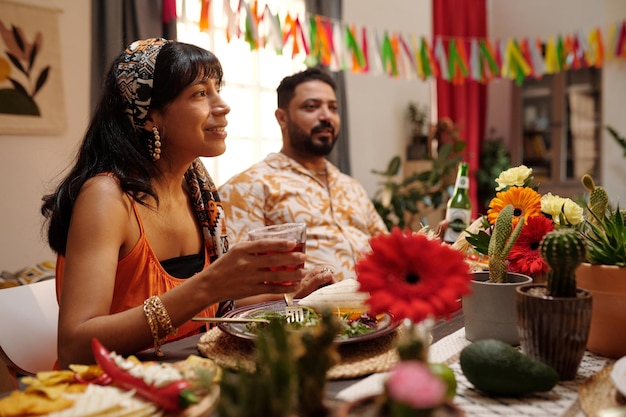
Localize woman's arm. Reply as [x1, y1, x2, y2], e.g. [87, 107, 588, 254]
[57, 176, 306, 368]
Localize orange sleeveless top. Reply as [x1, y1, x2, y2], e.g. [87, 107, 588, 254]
[56, 195, 218, 344]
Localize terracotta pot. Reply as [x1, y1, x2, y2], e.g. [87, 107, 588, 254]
[462, 272, 532, 345]
[576, 263, 626, 358]
[516, 284, 592, 380]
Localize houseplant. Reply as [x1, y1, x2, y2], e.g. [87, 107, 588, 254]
[371, 119, 465, 230]
[516, 228, 592, 380]
[606, 125, 626, 158]
[406, 102, 429, 160]
[459, 165, 584, 345]
[462, 203, 531, 345]
[218, 311, 342, 417]
[475, 132, 511, 214]
[575, 174, 626, 358]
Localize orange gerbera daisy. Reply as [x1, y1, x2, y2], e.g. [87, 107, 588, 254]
[487, 186, 541, 226]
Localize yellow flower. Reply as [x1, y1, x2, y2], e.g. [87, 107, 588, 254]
[495, 165, 533, 191]
[541, 193, 564, 217]
[541, 193, 583, 226]
[487, 186, 542, 226]
[562, 199, 584, 225]
[0, 57, 10, 82]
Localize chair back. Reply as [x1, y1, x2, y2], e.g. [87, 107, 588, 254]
[0, 279, 58, 375]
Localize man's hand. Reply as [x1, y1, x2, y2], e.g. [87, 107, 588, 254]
[295, 265, 336, 298]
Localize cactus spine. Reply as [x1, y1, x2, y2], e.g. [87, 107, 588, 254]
[488, 204, 524, 283]
[540, 229, 587, 297]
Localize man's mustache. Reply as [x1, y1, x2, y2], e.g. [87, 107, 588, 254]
[311, 120, 334, 135]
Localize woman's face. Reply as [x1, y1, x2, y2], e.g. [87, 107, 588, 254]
[154, 76, 230, 160]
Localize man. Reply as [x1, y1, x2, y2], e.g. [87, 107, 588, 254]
[219, 67, 388, 297]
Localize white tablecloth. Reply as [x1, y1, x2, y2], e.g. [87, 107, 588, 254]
[336, 328, 612, 417]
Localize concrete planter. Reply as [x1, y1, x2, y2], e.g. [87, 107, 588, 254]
[462, 272, 532, 345]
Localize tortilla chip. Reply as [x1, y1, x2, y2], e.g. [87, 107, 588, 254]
[35, 370, 75, 385]
[0, 390, 73, 416]
[24, 381, 69, 400]
[69, 364, 105, 382]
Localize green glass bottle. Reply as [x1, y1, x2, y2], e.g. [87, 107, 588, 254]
[443, 162, 472, 244]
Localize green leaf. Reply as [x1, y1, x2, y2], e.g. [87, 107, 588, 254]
[464, 230, 491, 255]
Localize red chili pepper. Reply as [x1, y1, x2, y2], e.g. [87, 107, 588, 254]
[91, 338, 198, 412]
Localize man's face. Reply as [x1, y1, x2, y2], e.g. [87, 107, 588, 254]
[284, 80, 340, 157]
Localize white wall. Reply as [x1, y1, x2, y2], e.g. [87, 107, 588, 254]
[343, 0, 433, 196]
[602, 0, 626, 206]
[0, 0, 90, 272]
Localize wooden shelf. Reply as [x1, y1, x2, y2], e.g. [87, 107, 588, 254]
[510, 68, 602, 198]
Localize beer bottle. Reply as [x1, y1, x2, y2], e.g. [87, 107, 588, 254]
[443, 162, 472, 244]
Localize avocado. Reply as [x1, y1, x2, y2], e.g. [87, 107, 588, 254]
[459, 339, 559, 396]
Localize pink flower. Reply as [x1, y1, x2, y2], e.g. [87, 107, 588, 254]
[386, 361, 446, 409]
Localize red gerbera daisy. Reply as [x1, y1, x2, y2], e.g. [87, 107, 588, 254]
[507, 215, 554, 277]
[355, 228, 473, 323]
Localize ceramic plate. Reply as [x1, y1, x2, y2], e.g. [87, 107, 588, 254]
[610, 356, 626, 397]
[217, 301, 400, 345]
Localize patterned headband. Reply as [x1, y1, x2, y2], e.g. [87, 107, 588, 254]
[115, 38, 170, 130]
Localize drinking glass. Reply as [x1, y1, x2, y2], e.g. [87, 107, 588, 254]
[248, 223, 307, 321]
[247, 222, 307, 276]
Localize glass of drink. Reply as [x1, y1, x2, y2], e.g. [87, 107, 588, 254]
[247, 222, 307, 276]
[248, 223, 307, 322]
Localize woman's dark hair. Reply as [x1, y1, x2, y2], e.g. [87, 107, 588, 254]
[41, 41, 224, 255]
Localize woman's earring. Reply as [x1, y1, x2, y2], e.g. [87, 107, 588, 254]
[150, 126, 162, 161]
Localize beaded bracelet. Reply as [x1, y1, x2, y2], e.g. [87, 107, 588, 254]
[143, 295, 177, 357]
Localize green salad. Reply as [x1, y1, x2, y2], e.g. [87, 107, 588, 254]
[246, 306, 379, 339]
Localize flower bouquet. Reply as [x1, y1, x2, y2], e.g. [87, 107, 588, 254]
[458, 165, 583, 281]
[452, 165, 584, 345]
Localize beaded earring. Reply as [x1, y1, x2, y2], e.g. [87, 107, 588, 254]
[149, 126, 162, 161]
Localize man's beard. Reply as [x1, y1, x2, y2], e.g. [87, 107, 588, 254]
[287, 119, 338, 157]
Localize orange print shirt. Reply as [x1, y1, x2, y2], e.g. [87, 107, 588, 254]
[219, 152, 388, 281]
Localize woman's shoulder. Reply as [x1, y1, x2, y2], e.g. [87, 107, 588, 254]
[75, 174, 133, 214]
[82, 173, 123, 193]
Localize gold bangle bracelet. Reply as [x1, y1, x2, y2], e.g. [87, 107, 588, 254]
[143, 297, 164, 357]
[143, 295, 178, 357]
[149, 295, 177, 337]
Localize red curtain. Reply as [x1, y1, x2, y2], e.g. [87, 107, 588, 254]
[433, 0, 487, 219]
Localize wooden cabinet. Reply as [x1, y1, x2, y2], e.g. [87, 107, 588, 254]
[510, 68, 602, 198]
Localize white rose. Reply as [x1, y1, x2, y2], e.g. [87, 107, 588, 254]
[561, 198, 584, 225]
[495, 165, 533, 191]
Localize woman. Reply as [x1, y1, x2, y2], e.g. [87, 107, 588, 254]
[41, 38, 305, 368]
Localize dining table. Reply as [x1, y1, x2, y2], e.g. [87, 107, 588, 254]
[136, 309, 622, 417]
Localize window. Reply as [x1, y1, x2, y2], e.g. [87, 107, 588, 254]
[176, 0, 306, 186]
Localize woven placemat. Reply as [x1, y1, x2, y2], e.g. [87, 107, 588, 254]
[197, 326, 402, 380]
[579, 364, 626, 417]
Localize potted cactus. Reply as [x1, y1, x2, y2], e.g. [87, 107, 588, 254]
[575, 174, 626, 358]
[462, 204, 532, 345]
[516, 228, 593, 380]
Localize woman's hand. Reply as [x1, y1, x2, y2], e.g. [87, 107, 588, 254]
[203, 239, 307, 301]
[294, 265, 336, 298]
